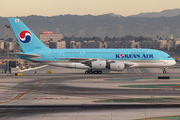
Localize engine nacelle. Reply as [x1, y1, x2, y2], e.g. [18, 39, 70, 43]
[109, 62, 124, 71]
[91, 60, 106, 69]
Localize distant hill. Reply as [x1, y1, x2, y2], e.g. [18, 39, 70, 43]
[107, 13, 124, 17]
[129, 8, 180, 18]
[1, 12, 180, 40]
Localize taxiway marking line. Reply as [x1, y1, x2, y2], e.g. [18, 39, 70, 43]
[135, 68, 143, 75]
[0, 79, 50, 104]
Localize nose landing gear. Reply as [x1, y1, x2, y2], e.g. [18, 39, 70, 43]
[163, 68, 166, 74]
[85, 70, 102, 74]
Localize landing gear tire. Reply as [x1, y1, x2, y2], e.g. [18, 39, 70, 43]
[89, 70, 92, 74]
[98, 71, 102, 74]
[85, 70, 102, 74]
[163, 67, 166, 74]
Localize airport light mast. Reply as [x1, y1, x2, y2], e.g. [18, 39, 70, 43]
[5, 25, 10, 72]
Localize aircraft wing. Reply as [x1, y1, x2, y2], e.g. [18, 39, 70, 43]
[60, 58, 134, 67]
[60, 58, 96, 62]
[10, 53, 41, 57]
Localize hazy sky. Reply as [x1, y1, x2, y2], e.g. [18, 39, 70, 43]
[1, 0, 180, 17]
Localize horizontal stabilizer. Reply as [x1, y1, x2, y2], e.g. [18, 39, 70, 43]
[10, 53, 41, 57]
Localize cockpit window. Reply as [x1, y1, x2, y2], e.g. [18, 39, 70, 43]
[168, 56, 171, 58]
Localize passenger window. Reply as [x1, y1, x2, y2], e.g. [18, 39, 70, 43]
[168, 56, 171, 58]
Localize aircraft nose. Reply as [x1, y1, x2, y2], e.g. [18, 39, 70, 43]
[174, 60, 176, 65]
[172, 59, 176, 65]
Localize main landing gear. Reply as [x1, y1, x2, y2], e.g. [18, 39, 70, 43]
[85, 70, 102, 74]
[163, 68, 166, 74]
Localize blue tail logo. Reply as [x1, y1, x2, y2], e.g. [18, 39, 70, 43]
[19, 30, 32, 44]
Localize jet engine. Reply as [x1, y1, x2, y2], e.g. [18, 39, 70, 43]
[109, 62, 124, 71]
[90, 60, 106, 69]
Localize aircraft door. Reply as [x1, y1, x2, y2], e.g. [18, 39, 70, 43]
[60, 50, 64, 56]
[50, 57, 53, 61]
[81, 51, 85, 56]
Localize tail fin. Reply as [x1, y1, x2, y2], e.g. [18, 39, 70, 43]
[8, 18, 49, 52]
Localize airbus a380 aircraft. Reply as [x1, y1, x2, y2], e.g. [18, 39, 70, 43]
[8, 18, 176, 74]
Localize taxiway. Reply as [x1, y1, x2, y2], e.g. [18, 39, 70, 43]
[0, 64, 180, 119]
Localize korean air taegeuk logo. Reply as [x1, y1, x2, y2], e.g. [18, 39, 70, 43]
[19, 30, 32, 44]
